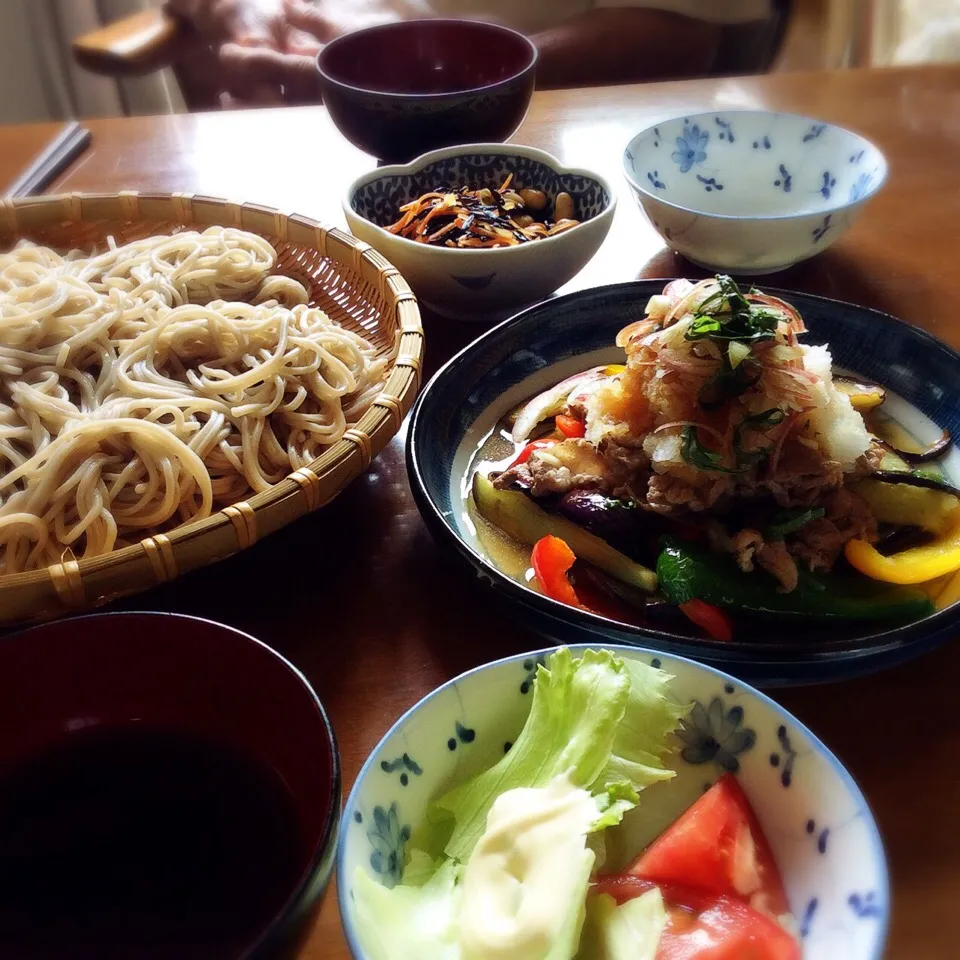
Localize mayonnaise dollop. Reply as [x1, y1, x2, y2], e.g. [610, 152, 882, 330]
[457, 774, 597, 960]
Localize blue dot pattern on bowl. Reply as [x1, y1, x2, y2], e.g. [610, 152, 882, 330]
[351, 153, 611, 227]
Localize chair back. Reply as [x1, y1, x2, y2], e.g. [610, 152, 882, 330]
[712, 0, 793, 75]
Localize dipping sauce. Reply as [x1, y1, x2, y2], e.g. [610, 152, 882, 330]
[0, 726, 306, 960]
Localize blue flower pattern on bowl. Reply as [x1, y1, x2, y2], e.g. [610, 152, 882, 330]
[677, 696, 757, 772]
[352, 153, 611, 226]
[340, 644, 890, 959]
[671, 121, 709, 173]
[622, 111, 887, 273]
[367, 802, 410, 888]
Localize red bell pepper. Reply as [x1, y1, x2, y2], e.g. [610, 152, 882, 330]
[531, 535, 584, 609]
[507, 439, 555, 470]
[679, 598, 734, 642]
[555, 414, 586, 439]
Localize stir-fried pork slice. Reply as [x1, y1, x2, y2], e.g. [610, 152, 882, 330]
[494, 439, 611, 497]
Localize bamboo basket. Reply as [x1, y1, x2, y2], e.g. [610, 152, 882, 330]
[0, 192, 424, 626]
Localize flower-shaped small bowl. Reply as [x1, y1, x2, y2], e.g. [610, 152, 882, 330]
[338, 644, 888, 960]
[623, 111, 887, 274]
[344, 143, 616, 320]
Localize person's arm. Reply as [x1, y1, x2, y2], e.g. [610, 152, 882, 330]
[533, 7, 720, 89]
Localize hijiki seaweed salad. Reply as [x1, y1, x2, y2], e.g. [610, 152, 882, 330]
[470, 276, 960, 641]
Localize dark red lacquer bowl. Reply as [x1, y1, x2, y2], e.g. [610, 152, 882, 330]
[0, 612, 339, 959]
[317, 19, 538, 163]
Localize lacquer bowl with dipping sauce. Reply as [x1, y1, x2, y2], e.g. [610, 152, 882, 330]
[338, 644, 888, 960]
[623, 111, 887, 274]
[317, 19, 538, 163]
[0, 613, 339, 960]
[345, 144, 616, 319]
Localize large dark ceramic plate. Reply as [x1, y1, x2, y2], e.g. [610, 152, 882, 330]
[407, 281, 960, 685]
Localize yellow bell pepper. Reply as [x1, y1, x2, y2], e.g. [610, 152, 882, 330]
[846, 516, 960, 585]
[934, 570, 960, 610]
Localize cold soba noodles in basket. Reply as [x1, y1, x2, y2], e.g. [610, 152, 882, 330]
[0, 227, 393, 573]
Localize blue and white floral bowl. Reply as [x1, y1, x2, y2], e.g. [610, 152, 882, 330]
[344, 144, 616, 319]
[624, 111, 887, 274]
[338, 645, 888, 960]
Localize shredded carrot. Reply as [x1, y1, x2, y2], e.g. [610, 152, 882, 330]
[383, 174, 579, 249]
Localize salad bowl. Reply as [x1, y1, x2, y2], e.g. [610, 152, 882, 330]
[407, 280, 960, 685]
[623, 111, 887, 274]
[338, 644, 887, 960]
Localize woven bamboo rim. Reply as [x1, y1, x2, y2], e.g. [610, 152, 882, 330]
[0, 192, 423, 626]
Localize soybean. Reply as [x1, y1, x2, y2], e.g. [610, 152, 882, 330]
[554, 192, 575, 223]
[518, 188, 548, 211]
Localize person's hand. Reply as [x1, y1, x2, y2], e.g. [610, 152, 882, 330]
[166, 0, 289, 46]
[218, 1, 339, 104]
[168, 0, 338, 105]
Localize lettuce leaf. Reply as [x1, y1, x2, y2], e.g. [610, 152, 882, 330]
[352, 860, 463, 960]
[577, 890, 667, 960]
[351, 649, 686, 960]
[430, 648, 685, 862]
[591, 657, 689, 829]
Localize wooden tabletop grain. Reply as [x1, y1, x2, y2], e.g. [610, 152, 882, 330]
[2, 65, 958, 960]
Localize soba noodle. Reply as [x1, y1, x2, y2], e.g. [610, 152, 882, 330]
[0, 226, 392, 573]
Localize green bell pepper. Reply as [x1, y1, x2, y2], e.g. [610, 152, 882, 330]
[656, 537, 933, 622]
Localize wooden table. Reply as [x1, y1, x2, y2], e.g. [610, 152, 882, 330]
[3, 65, 958, 959]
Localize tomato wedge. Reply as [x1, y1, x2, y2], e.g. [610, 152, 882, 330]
[555, 413, 586, 438]
[531, 535, 584, 608]
[591, 881, 798, 960]
[627, 774, 789, 918]
[657, 894, 799, 960]
[679, 599, 733, 641]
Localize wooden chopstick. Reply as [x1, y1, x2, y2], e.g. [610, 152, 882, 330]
[4, 121, 92, 199]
